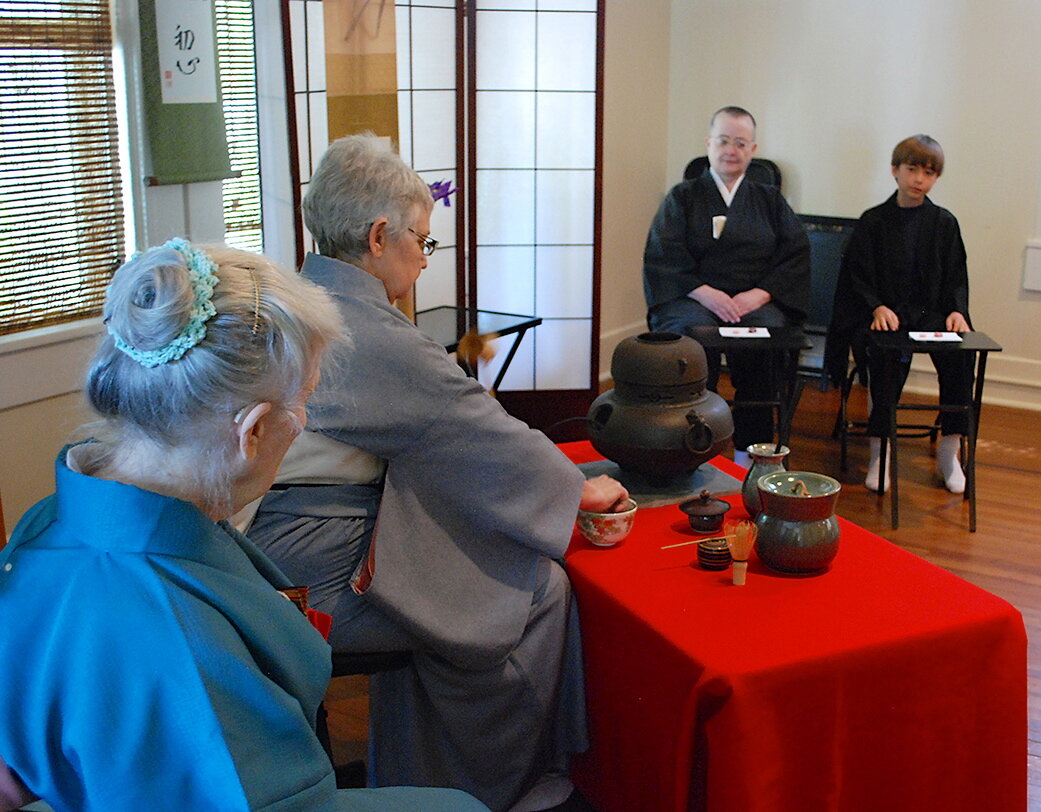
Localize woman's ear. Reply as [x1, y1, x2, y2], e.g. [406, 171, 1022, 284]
[234, 402, 273, 461]
[368, 217, 390, 259]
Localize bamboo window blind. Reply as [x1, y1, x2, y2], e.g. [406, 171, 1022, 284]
[0, 0, 125, 336]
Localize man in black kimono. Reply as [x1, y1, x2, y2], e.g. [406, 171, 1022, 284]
[642, 106, 809, 465]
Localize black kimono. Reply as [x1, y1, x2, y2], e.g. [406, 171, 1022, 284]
[824, 193, 973, 435]
[642, 172, 809, 447]
[643, 173, 809, 320]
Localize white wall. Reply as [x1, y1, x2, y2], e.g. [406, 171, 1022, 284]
[598, 0, 674, 378]
[0, 328, 99, 532]
[664, 0, 1041, 408]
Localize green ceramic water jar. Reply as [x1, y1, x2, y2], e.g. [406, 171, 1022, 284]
[754, 471, 841, 573]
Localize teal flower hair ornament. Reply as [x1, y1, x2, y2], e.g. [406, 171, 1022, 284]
[108, 238, 219, 368]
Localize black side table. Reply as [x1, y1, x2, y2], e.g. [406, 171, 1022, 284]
[868, 330, 1002, 532]
[686, 325, 811, 450]
[414, 306, 542, 392]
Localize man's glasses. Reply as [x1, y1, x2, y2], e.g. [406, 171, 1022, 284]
[710, 136, 754, 150]
[408, 227, 439, 256]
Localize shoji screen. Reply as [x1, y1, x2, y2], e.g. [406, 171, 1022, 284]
[283, 0, 602, 405]
[286, 0, 328, 258]
[395, 0, 462, 318]
[469, 0, 599, 393]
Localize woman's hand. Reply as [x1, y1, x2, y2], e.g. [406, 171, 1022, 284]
[870, 305, 900, 331]
[579, 475, 630, 513]
[946, 311, 970, 332]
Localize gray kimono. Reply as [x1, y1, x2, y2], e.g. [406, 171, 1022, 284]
[248, 254, 588, 811]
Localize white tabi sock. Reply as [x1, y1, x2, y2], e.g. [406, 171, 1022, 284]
[865, 436, 891, 492]
[936, 434, 966, 494]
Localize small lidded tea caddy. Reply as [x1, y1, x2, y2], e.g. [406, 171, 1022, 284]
[678, 489, 731, 534]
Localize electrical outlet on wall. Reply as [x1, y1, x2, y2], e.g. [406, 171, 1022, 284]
[1023, 241, 1041, 292]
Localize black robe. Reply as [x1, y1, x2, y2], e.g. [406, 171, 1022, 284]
[824, 193, 970, 387]
[642, 172, 810, 322]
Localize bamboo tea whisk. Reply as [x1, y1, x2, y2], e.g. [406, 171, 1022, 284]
[727, 520, 757, 585]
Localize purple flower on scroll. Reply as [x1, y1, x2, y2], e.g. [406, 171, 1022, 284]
[429, 180, 457, 207]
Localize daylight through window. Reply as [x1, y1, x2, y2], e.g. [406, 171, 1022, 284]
[0, 0, 125, 337]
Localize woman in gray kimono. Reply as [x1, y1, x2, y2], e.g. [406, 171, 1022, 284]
[246, 135, 627, 812]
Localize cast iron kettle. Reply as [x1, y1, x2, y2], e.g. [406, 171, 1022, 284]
[586, 332, 734, 482]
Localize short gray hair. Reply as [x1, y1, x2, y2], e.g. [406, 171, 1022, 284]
[709, 105, 757, 136]
[85, 243, 343, 513]
[302, 134, 434, 262]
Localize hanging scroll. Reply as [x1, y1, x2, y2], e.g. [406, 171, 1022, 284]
[139, 0, 234, 185]
[323, 0, 399, 144]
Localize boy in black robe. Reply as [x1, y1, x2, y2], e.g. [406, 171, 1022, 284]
[827, 134, 972, 493]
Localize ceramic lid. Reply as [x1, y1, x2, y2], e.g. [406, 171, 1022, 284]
[679, 489, 731, 518]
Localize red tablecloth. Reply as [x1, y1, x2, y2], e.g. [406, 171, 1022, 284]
[560, 442, 1026, 812]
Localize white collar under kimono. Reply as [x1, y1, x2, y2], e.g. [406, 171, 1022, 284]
[709, 167, 745, 207]
[230, 431, 386, 532]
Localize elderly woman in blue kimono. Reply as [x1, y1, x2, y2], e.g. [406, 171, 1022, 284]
[244, 135, 628, 812]
[0, 241, 487, 812]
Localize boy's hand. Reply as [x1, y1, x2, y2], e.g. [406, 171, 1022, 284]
[946, 312, 970, 332]
[870, 305, 900, 331]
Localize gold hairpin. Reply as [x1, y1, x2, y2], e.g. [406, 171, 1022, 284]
[248, 268, 261, 336]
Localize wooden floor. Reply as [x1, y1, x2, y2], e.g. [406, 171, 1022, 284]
[324, 380, 1041, 807]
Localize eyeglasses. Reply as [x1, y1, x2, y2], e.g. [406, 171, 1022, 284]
[408, 227, 439, 256]
[710, 136, 754, 150]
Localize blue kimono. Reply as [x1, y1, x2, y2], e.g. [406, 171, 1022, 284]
[0, 446, 487, 812]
